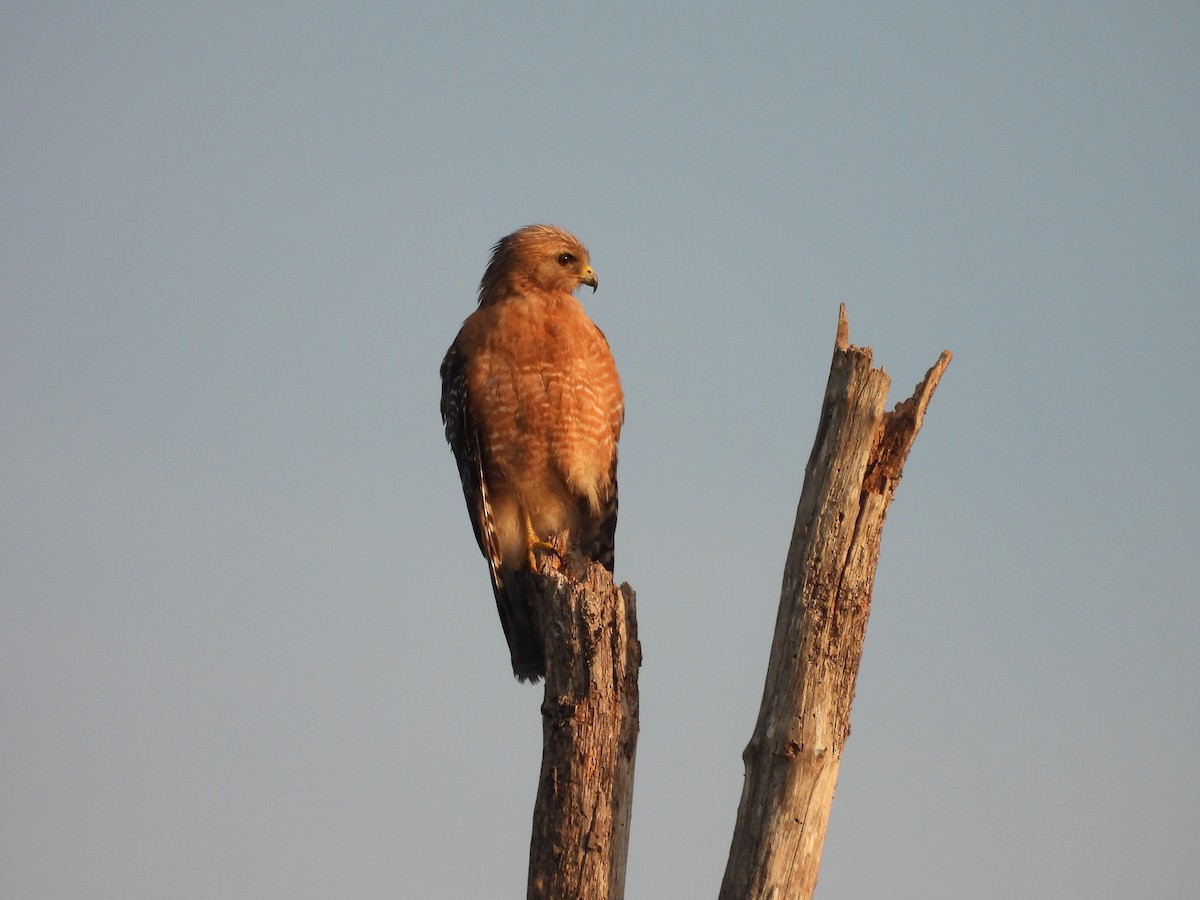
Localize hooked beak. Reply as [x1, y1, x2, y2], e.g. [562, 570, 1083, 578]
[580, 266, 598, 292]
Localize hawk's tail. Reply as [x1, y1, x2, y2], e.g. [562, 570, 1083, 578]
[494, 570, 545, 682]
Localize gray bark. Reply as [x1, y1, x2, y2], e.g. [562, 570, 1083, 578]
[719, 306, 951, 899]
[526, 538, 640, 900]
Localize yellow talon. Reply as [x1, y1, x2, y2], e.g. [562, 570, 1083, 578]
[524, 512, 560, 571]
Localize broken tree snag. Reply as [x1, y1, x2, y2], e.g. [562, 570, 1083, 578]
[526, 533, 641, 900]
[719, 305, 951, 900]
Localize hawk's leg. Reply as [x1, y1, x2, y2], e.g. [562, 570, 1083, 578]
[523, 511, 562, 571]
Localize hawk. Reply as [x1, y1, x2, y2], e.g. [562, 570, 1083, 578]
[440, 224, 624, 681]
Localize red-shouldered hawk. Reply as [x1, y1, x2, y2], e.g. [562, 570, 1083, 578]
[440, 224, 623, 681]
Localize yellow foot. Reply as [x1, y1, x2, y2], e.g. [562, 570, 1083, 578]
[524, 513, 562, 571]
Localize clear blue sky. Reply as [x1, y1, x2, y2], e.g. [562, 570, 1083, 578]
[4, 3, 1198, 898]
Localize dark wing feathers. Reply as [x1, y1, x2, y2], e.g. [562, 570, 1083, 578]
[440, 342, 545, 680]
[440, 346, 492, 571]
[580, 465, 618, 573]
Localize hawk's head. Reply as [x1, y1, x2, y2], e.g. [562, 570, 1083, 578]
[478, 224, 597, 305]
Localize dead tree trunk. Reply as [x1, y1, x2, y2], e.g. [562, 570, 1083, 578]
[526, 535, 640, 900]
[719, 305, 951, 899]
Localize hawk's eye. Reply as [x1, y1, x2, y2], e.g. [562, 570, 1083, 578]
[557, 253, 575, 266]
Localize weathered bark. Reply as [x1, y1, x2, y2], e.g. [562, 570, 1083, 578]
[526, 535, 640, 900]
[719, 305, 951, 899]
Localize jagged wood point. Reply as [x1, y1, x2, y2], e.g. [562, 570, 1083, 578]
[719, 304, 950, 899]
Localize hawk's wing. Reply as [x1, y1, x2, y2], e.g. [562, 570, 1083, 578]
[579, 464, 618, 574]
[440, 341, 544, 680]
[439, 343, 501, 587]
[582, 325, 622, 574]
